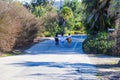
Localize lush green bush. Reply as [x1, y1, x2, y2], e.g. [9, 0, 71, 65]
[83, 32, 115, 55]
[43, 31, 51, 37]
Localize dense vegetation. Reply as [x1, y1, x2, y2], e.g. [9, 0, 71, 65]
[82, 0, 120, 56]
[0, 0, 85, 52]
[29, 0, 86, 36]
[83, 32, 115, 55]
[0, 1, 42, 52]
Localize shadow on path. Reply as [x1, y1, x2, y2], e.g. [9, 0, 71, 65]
[9, 61, 97, 80]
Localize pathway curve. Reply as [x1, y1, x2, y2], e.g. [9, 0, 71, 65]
[0, 35, 98, 80]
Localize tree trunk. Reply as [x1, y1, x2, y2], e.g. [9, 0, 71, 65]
[112, 18, 120, 56]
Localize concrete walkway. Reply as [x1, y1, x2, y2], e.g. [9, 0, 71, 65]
[0, 35, 98, 80]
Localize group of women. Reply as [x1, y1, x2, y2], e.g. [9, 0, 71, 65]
[54, 33, 72, 47]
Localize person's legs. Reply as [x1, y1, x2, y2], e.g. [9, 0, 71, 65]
[60, 41, 65, 47]
[55, 38, 59, 45]
[67, 38, 72, 47]
[56, 40, 59, 45]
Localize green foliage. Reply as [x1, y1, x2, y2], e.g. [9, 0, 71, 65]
[29, 2, 59, 36]
[83, 32, 115, 55]
[82, 0, 114, 35]
[32, 6, 46, 17]
[43, 16, 59, 36]
[65, 17, 75, 30]
[108, 0, 120, 18]
[74, 31, 86, 34]
[43, 31, 51, 37]
[74, 22, 85, 30]
[31, 0, 49, 6]
[58, 6, 74, 33]
[30, 0, 86, 36]
[82, 0, 120, 56]
[107, 0, 120, 56]
[64, 0, 85, 21]
[31, 3, 56, 17]
[43, 10, 59, 36]
[63, 0, 86, 33]
[60, 6, 73, 20]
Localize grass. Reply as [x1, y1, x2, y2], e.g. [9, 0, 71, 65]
[0, 50, 23, 57]
[2, 53, 14, 57]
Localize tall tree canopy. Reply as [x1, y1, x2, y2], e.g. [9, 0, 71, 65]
[82, 0, 114, 34]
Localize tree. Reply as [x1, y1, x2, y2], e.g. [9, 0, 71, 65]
[61, 6, 73, 20]
[82, 0, 120, 56]
[82, 0, 113, 35]
[43, 11, 59, 36]
[59, 6, 73, 32]
[108, 0, 120, 29]
[64, 0, 81, 21]
[31, 0, 49, 6]
[30, 0, 56, 17]
[108, 0, 120, 56]
[30, 0, 59, 36]
[63, 0, 86, 33]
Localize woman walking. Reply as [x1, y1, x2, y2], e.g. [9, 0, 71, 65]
[66, 33, 72, 46]
[55, 33, 59, 45]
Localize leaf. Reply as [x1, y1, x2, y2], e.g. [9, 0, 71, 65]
[95, 13, 99, 22]
[91, 21, 95, 28]
[87, 13, 94, 23]
[99, 0, 107, 9]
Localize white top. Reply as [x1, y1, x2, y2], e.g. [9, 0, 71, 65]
[60, 36, 65, 42]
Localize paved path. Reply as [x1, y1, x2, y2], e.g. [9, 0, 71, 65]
[0, 35, 98, 80]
